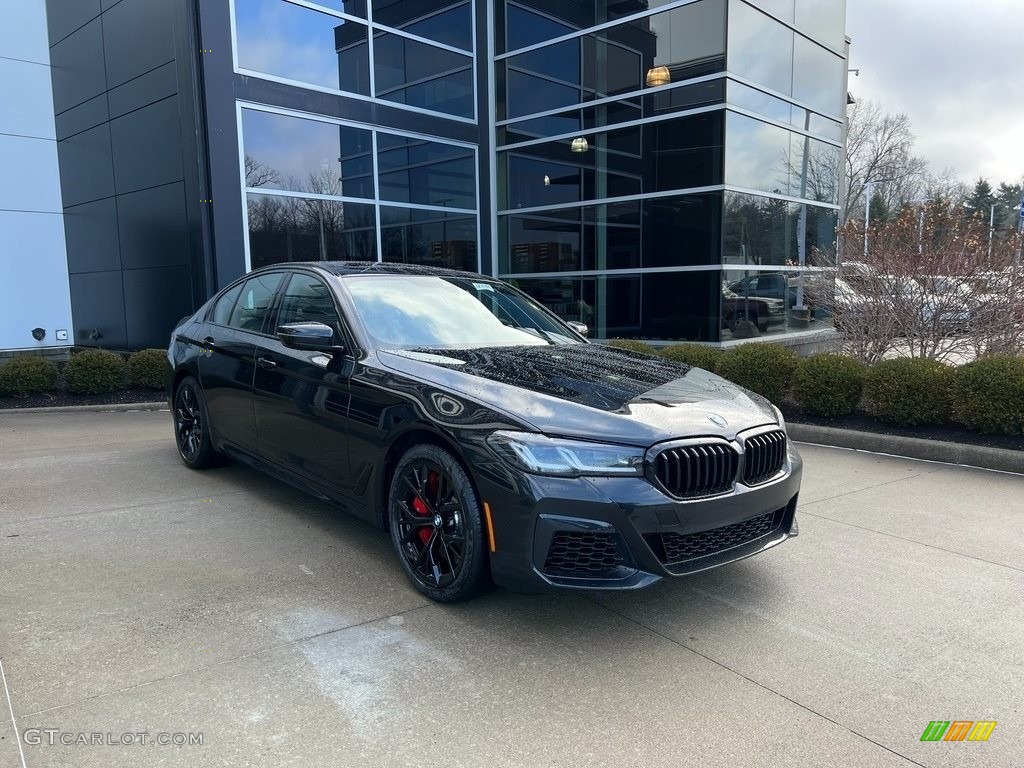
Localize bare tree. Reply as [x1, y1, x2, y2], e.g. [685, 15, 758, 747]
[244, 154, 280, 188]
[919, 167, 970, 208]
[816, 203, 1024, 362]
[843, 100, 928, 223]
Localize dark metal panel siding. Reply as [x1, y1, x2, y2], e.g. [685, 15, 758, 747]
[56, 122, 115, 207]
[116, 182, 190, 270]
[45, 0, 102, 47]
[64, 198, 122, 274]
[49, 17, 107, 113]
[45, 0, 206, 350]
[123, 265, 195, 348]
[68, 271, 128, 349]
[109, 95, 186, 193]
[101, 0, 176, 88]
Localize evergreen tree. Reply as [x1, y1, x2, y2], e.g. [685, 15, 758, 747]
[867, 189, 891, 224]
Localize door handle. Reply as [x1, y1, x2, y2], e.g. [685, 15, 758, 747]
[257, 357, 277, 369]
[202, 336, 216, 347]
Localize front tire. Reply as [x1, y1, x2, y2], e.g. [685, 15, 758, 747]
[387, 444, 491, 603]
[172, 376, 221, 469]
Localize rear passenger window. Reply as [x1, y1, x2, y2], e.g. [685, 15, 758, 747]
[211, 283, 243, 326]
[228, 273, 283, 333]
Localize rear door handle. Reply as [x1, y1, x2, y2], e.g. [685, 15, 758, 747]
[257, 357, 277, 369]
[203, 336, 216, 347]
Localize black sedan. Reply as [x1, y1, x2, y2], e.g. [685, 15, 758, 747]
[167, 262, 801, 602]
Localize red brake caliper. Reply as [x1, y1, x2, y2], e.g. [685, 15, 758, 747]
[411, 471, 438, 545]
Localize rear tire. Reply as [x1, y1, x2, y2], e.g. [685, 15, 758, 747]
[387, 444, 492, 603]
[172, 376, 221, 469]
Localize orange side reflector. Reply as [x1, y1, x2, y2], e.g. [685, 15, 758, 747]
[482, 502, 497, 553]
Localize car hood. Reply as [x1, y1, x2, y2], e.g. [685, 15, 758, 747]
[376, 344, 778, 446]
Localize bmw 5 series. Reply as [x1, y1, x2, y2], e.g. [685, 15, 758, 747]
[167, 262, 801, 602]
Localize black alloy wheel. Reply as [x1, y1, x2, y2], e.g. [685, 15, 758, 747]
[388, 444, 490, 602]
[173, 376, 220, 469]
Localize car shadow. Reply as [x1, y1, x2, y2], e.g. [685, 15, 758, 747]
[200, 453, 778, 639]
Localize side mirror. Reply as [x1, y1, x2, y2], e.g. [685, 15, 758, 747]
[567, 321, 589, 337]
[277, 322, 340, 352]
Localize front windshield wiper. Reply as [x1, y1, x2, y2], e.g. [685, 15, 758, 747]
[505, 325, 569, 345]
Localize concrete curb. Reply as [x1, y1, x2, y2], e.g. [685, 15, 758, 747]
[789, 423, 1024, 474]
[1, 401, 168, 415]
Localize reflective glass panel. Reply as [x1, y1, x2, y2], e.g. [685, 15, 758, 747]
[721, 267, 835, 339]
[727, 0, 793, 97]
[505, 2, 573, 51]
[792, 35, 844, 117]
[724, 112, 794, 197]
[746, 0, 795, 22]
[298, 0, 368, 19]
[371, 1, 472, 51]
[790, 133, 840, 204]
[500, 193, 721, 273]
[373, 32, 474, 117]
[722, 191, 837, 266]
[241, 109, 374, 199]
[380, 207, 478, 271]
[512, 270, 722, 342]
[501, 0, 700, 53]
[376, 133, 476, 209]
[234, 0, 370, 95]
[795, 0, 847, 50]
[502, 111, 723, 209]
[504, 1, 725, 120]
[728, 80, 794, 124]
[247, 193, 377, 269]
[807, 113, 842, 141]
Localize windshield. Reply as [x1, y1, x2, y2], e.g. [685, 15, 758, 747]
[343, 275, 581, 348]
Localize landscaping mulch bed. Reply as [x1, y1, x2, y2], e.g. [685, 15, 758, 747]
[0, 389, 167, 410]
[785, 408, 1024, 453]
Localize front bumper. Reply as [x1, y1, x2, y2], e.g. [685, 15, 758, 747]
[478, 445, 802, 593]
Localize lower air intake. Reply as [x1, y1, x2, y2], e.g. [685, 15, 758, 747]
[647, 511, 778, 565]
[542, 531, 624, 577]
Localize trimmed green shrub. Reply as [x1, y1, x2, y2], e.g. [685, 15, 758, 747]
[0, 355, 59, 397]
[659, 343, 723, 373]
[128, 348, 171, 390]
[63, 349, 128, 395]
[950, 356, 1024, 435]
[792, 354, 866, 417]
[716, 343, 798, 403]
[604, 338, 658, 355]
[863, 358, 952, 426]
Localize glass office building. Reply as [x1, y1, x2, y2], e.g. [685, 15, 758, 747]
[42, 0, 846, 348]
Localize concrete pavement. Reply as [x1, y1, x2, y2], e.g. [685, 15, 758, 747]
[0, 409, 1021, 767]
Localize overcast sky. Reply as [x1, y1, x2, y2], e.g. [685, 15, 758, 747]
[845, 0, 1024, 187]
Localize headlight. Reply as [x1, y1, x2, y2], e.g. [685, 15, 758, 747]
[487, 431, 644, 477]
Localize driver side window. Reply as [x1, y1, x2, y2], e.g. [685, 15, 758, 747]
[276, 273, 342, 332]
